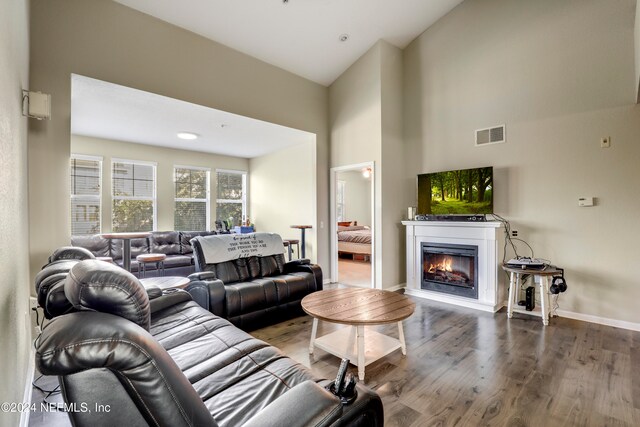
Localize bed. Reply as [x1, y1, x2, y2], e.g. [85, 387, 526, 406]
[337, 224, 371, 261]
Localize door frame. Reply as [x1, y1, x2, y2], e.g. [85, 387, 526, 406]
[330, 161, 375, 288]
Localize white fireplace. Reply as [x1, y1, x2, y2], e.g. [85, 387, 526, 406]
[402, 221, 505, 312]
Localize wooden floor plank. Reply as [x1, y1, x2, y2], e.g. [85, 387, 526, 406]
[254, 289, 640, 427]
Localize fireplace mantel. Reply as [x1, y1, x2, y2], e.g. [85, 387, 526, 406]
[402, 221, 505, 312]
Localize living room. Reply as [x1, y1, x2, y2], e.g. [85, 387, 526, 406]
[2, 0, 640, 426]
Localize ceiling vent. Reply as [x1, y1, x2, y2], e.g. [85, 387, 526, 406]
[475, 124, 505, 146]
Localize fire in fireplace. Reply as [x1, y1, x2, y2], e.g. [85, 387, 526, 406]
[422, 242, 478, 299]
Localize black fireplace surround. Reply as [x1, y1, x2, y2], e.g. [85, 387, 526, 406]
[421, 242, 478, 299]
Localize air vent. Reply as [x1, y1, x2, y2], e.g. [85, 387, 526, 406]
[475, 124, 505, 146]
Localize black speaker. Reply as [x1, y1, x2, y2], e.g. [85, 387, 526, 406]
[550, 276, 567, 294]
[525, 286, 535, 311]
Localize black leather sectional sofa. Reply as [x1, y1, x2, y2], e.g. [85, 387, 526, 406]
[71, 231, 218, 277]
[35, 253, 384, 426]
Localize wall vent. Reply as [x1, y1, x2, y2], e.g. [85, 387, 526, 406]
[475, 124, 505, 146]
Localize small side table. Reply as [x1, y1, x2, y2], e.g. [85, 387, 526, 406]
[290, 225, 312, 258]
[101, 232, 152, 272]
[502, 264, 563, 326]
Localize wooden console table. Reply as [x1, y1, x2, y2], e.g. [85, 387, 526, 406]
[502, 264, 563, 326]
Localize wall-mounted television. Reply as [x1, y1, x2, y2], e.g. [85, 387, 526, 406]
[417, 167, 493, 215]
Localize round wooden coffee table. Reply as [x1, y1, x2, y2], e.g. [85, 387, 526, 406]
[301, 288, 415, 381]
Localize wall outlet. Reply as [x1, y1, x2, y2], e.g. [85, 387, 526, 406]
[511, 230, 518, 237]
[29, 296, 38, 310]
[600, 136, 611, 148]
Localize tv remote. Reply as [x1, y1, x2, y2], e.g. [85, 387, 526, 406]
[334, 358, 349, 392]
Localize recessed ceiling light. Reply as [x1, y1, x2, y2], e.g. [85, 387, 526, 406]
[339, 34, 350, 42]
[177, 132, 199, 140]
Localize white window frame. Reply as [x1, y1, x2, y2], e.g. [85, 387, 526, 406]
[70, 154, 103, 235]
[336, 180, 346, 222]
[215, 169, 248, 222]
[174, 165, 211, 231]
[111, 158, 157, 231]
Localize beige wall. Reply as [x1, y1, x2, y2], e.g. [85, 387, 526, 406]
[71, 134, 248, 232]
[404, 0, 640, 323]
[329, 43, 384, 286]
[249, 142, 317, 261]
[380, 41, 409, 289]
[329, 41, 408, 289]
[636, 0, 640, 101]
[28, 0, 329, 282]
[336, 170, 371, 227]
[0, 0, 31, 424]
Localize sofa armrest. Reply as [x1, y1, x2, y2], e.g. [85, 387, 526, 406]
[188, 273, 226, 317]
[188, 271, 217, 281]
[149, 290, 193, 314]
[242, 381, 342, 427]
[283, 261, 323, 291]
[284, 258, 311, 267]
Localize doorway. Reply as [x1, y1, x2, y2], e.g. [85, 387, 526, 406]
[330, 162, 375, 288]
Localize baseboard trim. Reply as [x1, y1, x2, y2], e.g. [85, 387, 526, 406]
[556, 309, 640, 332]
[323, 279, 332, 285]
[20, 345, 36, 427]
[384, 283, 406, 292]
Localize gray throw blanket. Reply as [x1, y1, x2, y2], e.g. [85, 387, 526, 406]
[193, 233, 285, 264]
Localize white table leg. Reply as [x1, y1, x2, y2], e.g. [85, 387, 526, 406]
[309, 318, 318, 354]
[507, 272, 516, 318]
[540, 276, 550, 326]
[357, 325, 365, 381]
[398, 321, 407, 355]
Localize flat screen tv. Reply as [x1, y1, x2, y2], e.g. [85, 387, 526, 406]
[417, 166, 493, 215]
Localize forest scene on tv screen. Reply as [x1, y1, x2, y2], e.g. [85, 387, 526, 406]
[418, 167, 493, 214]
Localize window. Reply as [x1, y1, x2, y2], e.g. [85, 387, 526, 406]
[70, 155, 102, 235]
[336, 180, 346, 222]
[112, 160, 156, 232]
[174, 166, 210, 231]
[216, 170, 247, 225]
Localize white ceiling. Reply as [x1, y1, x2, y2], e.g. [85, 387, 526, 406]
[71, 74, 315, 158]
[113, 0, 464, 86]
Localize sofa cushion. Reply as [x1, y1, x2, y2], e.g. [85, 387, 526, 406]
[259, 254, 285, 277]
[150, 231, 181, 255]
[212, 261, 240, 284]
[271, 273, 316, 304]
[224, 279, 279, 319]
[163, 255, 193, 268]
[71, 235, 110, 258]
[150, 301, 316, 426]
[111, 237, 149, 260]
[180, 231, 216, 255]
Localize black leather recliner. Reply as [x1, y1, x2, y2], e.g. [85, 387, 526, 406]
[35, 260, 383, 426]
[34, 246, 95, 318]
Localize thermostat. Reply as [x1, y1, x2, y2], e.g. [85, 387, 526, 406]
[578, 197, 594, 207]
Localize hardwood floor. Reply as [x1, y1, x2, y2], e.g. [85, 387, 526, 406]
[29, 294, 640, 426]
[338, 258, 372, 287]
[252, 295, 640, 426]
